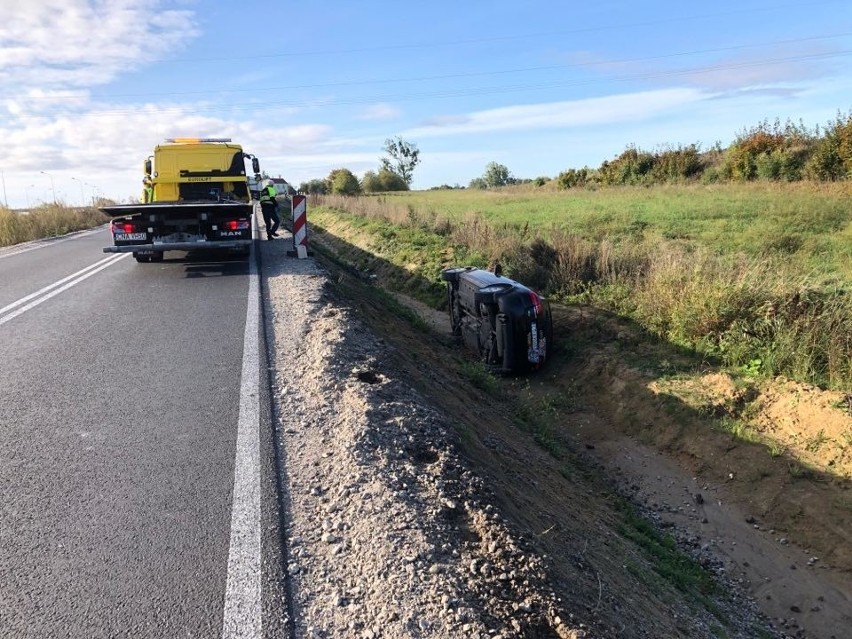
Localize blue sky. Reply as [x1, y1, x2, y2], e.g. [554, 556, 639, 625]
[1, 0, 851, 207]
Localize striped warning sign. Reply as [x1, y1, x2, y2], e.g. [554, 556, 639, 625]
[292, 195, 307, 257]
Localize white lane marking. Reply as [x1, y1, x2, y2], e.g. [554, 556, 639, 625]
[0, 255, 120, 316]
[0, 226, 108, 259]
[0, 253, 128, 326]
[222, 236, 261, 639]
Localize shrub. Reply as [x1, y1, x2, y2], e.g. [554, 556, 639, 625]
[328, 168, 361, 196]
[805, 111, 852, 180]
[599, 145, 655, 185]
[556, 167, 589, 189]
[651, 144, 703, 182]
[805, 139, 845, 180]
[723, 118, 815, 181]
[298, 178, 329, 194]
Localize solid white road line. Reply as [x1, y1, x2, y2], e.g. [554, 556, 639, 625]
[0, 253, 128, 326]
[221, 237, 261, 639]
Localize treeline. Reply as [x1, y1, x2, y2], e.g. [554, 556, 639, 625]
[299, 137, 420, 195]
[299, 168, 409, 196]
[298, 110, 852, 194]
[555, 111, 852, 188]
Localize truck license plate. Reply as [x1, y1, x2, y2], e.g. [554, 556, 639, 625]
[115, 232, 146, 241]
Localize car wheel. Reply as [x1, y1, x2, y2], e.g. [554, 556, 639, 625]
[474, 283, 513, 307]
[441, 267, 468, 283]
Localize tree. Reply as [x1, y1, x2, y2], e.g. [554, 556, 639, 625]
[361, 171, 381, 193]
[298, 178, 328, 194]
[481, 161, 514, 188]
[380, 137, 420, 186]
[328, 168, 361, 195]
[361, 168, 409, 193]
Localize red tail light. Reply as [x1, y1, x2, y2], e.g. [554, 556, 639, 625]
[225, 219, 250, 231]
[529, 291, 544, 316]
[112, 221, 136, 234]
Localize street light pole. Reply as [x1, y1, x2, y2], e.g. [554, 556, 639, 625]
[40, 170, 56, 202]
[71, 177, 85, 206]
[1, 169, 8, 209]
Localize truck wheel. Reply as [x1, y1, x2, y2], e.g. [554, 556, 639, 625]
[150, 252, 164, 262]
[133, 252, 149, 263]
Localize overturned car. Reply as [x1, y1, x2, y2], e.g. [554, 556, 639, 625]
[441, 267, 553, 374]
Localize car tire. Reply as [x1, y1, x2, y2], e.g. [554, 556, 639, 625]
[441, 267, 468, 284]
[474, 283, 513, 307]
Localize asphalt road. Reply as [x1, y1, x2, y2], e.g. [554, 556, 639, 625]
[0, 228, 286, 638]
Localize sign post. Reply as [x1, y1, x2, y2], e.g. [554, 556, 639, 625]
[287, 194, 310, 258]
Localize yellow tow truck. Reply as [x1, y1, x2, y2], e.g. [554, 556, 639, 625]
[100, 138, 261, 262]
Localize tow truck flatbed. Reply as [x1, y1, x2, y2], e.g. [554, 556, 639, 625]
[99, 201, 254, 219]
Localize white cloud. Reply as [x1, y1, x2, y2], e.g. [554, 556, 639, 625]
[4, 88, 92, 116]
[0, 100, 347, 205]
[0, 0, 198, 91]
[357, 103, 402, 121]
[405, 88, 707, 137]
[560, 42, 844, 93]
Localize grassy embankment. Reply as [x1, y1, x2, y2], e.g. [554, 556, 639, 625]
[0, 204, 108, 247]
[310, 182, 852, 391]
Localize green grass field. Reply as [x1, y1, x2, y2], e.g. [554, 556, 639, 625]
[331, 182, 852, 282]
[313, 182, 852, 391]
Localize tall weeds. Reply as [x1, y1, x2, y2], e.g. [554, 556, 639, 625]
[0, 204, 108, 247]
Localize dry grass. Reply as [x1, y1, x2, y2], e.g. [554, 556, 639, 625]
[0, 204, 108, 247]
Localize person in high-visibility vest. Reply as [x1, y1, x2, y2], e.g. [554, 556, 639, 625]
[259, 181, 280, 239]
[142, 176, 154, 203]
